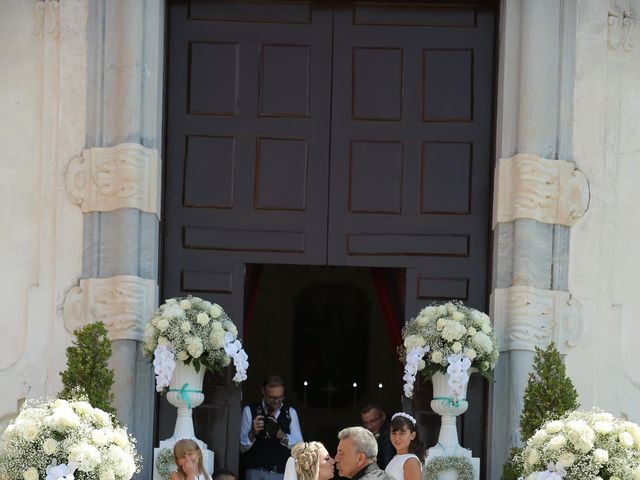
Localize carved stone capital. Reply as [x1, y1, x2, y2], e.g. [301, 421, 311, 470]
[493, 154, 589, 227]
[490, 286, 583, 353]
[66, 143, 160, 217]
[63, 275, 158, 341]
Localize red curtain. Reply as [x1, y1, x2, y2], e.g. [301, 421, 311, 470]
[243, 264, 263, 337]
[370, 268, 404, 366]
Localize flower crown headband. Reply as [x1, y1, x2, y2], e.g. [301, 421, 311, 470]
[391, 412, 416, 425]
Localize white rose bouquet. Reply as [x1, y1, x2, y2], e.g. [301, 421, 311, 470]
[143, 295, 249, 392]
[400, 301, 498, 398]
[518, 410, 640, 480]
[0, 397, 139, 480]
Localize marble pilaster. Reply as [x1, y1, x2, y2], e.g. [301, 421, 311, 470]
[63, 1, 165, 478]
[488, 1, 586, 478]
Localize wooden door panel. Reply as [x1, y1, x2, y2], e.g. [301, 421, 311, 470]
[164, 0, 333, 276]
[328, 2, 496, 271]
[162, 0, 333, 470]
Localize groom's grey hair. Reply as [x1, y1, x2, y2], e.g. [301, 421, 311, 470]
[338, 426, 378, 460]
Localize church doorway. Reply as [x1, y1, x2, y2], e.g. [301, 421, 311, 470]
[241, 265, 405, 455]
[159, 0, 497, 475]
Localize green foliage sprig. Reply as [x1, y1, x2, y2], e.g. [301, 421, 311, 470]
[59, 321, 115, 415]
[500, 447, 523, 480]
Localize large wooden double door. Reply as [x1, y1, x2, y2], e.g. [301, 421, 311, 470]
[162, 0, 496, 472]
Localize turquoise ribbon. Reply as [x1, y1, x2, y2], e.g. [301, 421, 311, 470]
[168, 383, 203, 410]
[433, 396, 466, 408]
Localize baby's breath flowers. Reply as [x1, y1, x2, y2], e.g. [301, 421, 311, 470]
[0, 397, 140, 480]
[143, 296, 249, 392]
[401, 302, 498, 398]
[518, 410, 640, 480]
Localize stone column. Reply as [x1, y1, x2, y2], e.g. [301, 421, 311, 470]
[63, 1, 164, 477]
[488, 1, 588, 478]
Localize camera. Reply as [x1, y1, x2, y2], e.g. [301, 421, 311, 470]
[260, 416, 280, 439]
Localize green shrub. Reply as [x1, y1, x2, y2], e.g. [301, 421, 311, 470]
[501, 342, 579, 480]
[59, 321, 115, 415]
[519, 342, 579, 441]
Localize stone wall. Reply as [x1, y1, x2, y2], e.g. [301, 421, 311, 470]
[568, 0, 640, 423]
[0, 0, 86, 425]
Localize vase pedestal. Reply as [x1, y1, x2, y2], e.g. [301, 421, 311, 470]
[425, 372, 479, 480]
[152, 362, 214, 480]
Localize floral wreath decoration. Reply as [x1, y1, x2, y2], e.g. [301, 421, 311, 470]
[156, 448, 175, 480]
[424, 456, 474, 480]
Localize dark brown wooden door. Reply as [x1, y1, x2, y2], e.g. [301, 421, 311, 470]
[326, 2, 496, 468]
[162, 0, 334, 470]
[162, 0, 496, 474]
[328, 2, 495, 307]
[164, 0, 333, 280]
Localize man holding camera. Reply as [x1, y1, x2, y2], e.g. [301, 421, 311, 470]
[240, 374, 303, 480]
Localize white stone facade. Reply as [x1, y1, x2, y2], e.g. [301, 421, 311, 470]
[1, 1, 639, 479]
[0, 0, 86, 423]
[569, 0, 640, 432]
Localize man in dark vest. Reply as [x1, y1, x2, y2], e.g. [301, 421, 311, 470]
[240, 374, 303, 480]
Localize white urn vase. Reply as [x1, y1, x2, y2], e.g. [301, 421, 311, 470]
[153, 361, 214, 480]
[425, 371, 479, 480]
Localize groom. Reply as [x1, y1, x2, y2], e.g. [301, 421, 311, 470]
[334, 426, 394, 480]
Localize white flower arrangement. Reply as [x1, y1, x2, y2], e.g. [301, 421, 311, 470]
[143, 296, 249, 391]
[401, 301, 498, 398]
[424, 456, 474, 480]
[518, 410, 640, 480]
[0, 397, 140, 480]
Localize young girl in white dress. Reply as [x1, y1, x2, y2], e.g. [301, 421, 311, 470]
[384, 413, 424, 480]
[170, 439, 211, 480]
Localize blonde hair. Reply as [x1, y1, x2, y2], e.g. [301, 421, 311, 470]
[291, 441, 325, 480]
[173, 439, 210, 480]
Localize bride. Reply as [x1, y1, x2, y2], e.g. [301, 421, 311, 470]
[284, 441, 335, 480]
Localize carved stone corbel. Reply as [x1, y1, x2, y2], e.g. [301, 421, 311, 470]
[493, 154, 589, 227]
[63, 275, 158, 341]
[490, 286, 584, 353]
[66, 143, 160, 217]
[609, 0, 635, 52]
